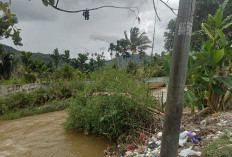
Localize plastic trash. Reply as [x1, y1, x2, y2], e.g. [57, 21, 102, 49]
[179, 131, 189, 146]
[125, 150, 134, 156]
[152, 136, 157, 142]
[187, 132, 200, 144]
[179, 131, 188, 139]
[147, 142, 159, 149]
[156, 140, 161, 146]
[179, 146, 201, 157]
[157, 132, 162, 138]
[151, 149, 160, 156]
[179, 137, 188, 147]
[127, 144, 132, 150]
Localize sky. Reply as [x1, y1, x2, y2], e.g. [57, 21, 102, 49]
[1, 0, 179, 59]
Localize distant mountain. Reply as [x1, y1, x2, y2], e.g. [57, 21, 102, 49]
[2, 44, 52, 63]
[1, 44, 152, 67]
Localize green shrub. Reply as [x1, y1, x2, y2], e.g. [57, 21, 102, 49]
[5, 92, 35, 111]
[32, 87, 50, 106]
[71, 80, 86, 91]
[126, 60, 138, 75]
[0, 96, 6, 115]
[62, 64, 74, 80]
[64, 68, 157, 142]
[0, 78, 26, 85]
[49, 81, 75, 100]
[1, 99, 71, 120]
[24, 72, 36, 83]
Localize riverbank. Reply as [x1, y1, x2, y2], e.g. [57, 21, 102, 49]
[0, 98, 72, 120]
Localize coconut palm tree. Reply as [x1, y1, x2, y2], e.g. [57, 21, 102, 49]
[108, 43, 115, 59]
[62, 50, 70, 64]
[124, 27, 151, 60]
[0, 52, 15, 80]
[50, 48, 61, 70]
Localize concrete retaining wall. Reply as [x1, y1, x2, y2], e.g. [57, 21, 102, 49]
[0, 83, 50, 97]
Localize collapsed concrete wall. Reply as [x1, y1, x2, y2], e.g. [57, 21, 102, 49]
[0, 83, 50, 97]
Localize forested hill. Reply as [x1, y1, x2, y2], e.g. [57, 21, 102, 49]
[2, 44, 153, 67]
[2, 44, 52, 63]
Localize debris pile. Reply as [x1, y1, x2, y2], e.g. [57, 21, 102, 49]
[104, 111, 232, 157]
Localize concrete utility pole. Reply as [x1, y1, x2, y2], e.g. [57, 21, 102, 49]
[160, 0, 196, 157]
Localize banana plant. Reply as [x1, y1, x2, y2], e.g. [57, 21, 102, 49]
[189, 0, 232, 110]
[201, 0, 232, 40]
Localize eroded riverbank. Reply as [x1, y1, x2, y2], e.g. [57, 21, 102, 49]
[0, 110, 109, 157]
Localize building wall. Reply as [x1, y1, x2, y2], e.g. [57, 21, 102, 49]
[0, 83, 50, 97]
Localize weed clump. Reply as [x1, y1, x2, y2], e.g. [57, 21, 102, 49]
[202, 132, 232, 157]
[64, 68, 157, 143]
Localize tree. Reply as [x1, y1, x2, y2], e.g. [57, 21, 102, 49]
[108, 43, 115, 59]
[88, 58, 97, 72]
[50, 48, 61, 70]
[73, 53, 89, 73]
[62, 49, 70, 64]
[164, 19, 176, 52]
[21, 51, 32, 67]
[163, 0, 232, 52]
[124, 27, 151, 60]
[62, 64, 74, 80]
[0, 49, 15, 80]
[0, 2, 22, 80]
[0, 2, 22, 46]
[187, 0, 232, 112]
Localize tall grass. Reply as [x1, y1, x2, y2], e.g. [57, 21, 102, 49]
[64, 67, 157, 143]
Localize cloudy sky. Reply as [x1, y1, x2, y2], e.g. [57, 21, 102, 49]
[1, 0, 179, 59]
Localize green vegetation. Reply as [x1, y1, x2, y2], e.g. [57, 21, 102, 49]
[0, 2, 22, 46]
[0, 99, 71, 120]
[202, 131, 232, 157]
[185, 0, 232, 112]
[64, 67, 157, 143]
[164, 0, 232, 52]
[0, 80, 86, 117]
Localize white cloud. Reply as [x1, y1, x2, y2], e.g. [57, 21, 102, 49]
[1, 0, 179, 58]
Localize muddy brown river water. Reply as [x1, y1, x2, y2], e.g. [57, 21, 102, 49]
[0, 110, 109, 157]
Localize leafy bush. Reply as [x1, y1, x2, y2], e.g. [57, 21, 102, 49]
[0, 78, 26, 85]
[62, 64, 74, 80]
[0, 79, 85, 115]
[49, 81, 75, 100]
[5, 92, 35, 111]
[126, 60, 138, 75]
[0, 96, 6, 115]
[32, 87, 50, 106]
[24, 72, 36, 83]
[64, 68, 157, 142]
[1, 99, 72, 120]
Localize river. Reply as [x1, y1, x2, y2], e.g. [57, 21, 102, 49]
[0, 110, 109, 157]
